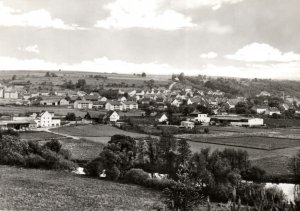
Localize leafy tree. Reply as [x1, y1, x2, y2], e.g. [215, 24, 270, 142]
[141, 72, 146, 77]
[65, 113, 76, 121]
[12, 75, 16, 80]
[76, 79, 86, 90]
[177, 139, 191, 166]
[163, 167, 205, 211]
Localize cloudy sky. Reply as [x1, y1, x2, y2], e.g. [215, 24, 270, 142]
[0, 0, 300, 79]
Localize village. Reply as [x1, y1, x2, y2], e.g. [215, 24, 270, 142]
[0, 73, 299, 133]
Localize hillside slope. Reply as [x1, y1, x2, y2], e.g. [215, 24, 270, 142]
[0, 166, 162, 210]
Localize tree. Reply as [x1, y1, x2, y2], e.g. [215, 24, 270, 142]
[141, 72, 146, 77]
[289, 150, 300, 178]
[163, 167, 205, 211]
[177, 139, 191, 166]
[12, 75, 16, 80]
[45, 72, 51, 77]
[76, 79, 86, 90]
[145, 79, 155, 89]
[65, 113, 76, 121]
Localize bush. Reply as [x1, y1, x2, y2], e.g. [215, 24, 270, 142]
[84, 158, 104, 177]
[204, 128, 210, 134]
[59, 149, 72, 160]
[106, 165, 120, 180]
[0, 135, 28, 165]
[44, 139, 62, 153]
[53, 158, 78, 171]
[125, 168, 150, 185]
[242, 166, 266, 181]
[144, 178, 176, 190]
[28, 140, 42, 154]
[26, 154, 47, 168]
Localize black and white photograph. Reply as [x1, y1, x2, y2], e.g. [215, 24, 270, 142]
[0, 0, 300, 210]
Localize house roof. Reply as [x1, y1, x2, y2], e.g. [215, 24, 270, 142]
[122, 101, 137, 105]
[107, 100, 122, 106]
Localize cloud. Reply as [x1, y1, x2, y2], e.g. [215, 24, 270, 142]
[18, 45, 40, 54]
[200, 52, 218, 59]
[95, 0, 195, 30]
[0, 2, 84, 30]
[225, 43, 300, 62]
[172, 0, 245, 10]
[198, 21, 233, 34]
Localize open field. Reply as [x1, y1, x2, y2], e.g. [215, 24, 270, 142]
[20, 131, 104, 161]
[187, 140, 300, 176]
[51, 124, 148, 138]
[59, 138, 104, 161]
[188, 136, 300, 150]
[20, 131, 66, 140]
[1, 70, 171, 89]
[0, 166, 162, 210]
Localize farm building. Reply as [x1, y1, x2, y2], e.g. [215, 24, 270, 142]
[188, 111, 210, 123]
[180, 121, 195, 129]
[210, 115, 264, 127]
[40, 97, 69, 106]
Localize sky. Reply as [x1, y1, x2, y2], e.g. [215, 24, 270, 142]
[0, 0, 300, 80]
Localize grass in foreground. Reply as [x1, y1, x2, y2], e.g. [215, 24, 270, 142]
[0, 166, 162, 210]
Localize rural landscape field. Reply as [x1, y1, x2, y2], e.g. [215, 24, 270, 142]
[1, 0, 300, 209]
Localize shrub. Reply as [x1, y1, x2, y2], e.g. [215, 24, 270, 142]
[204, 128, 210, 134]
[125, 168, 150, 185]
[144, 178, 176, 190]
[26, 154, 47, 168]
[84, 158, 104, 177]
[106, 165, 120, 180]
[28, 140, 42, 154]
[53, 158, 78, 171]
[0, 135, 28, 165]
[44, 139, 62, 153]
[59, 149, 72, 160]
[242, 166, 266, 181]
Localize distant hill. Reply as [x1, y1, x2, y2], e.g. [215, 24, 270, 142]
[178, 75, 300, 99]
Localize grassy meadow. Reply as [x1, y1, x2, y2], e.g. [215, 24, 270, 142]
[0, 166, 163, 210]
[50, 124, 148, 138]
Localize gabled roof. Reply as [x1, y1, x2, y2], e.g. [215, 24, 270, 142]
[122, 101, 137, 105]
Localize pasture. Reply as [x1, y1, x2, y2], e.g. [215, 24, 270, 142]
[50, 124, 148, 138]
[189, 136, 300, 150]
[0, 166, 162, 210]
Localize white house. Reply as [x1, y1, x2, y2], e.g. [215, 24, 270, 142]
[266, 107, 281, 116]
[100, 97, 108, 102]
[104, 111, 120, 122]
[188, 112, 210, 123]
[180, 121, 195, 129]
[74, 100, 93, 109]
[105, 101, 123, 111]
[34, 111, 61, 128]
[171, 99, 181, 107]
[121, 101, 138, 110]
[4, 90, 18, 99]
[156, 113, 168, 123]
[252, 106, 269, 114]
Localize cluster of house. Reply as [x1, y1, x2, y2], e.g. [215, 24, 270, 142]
[0, 111, 61, 131]
[156, 111, 265, 129]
